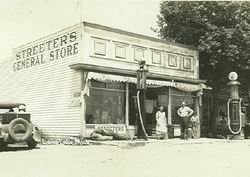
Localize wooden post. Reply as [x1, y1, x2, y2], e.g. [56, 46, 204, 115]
[125, 82, 129, 126]
[168, 87, 172, 125]
[80, 72, 87, 137]
[80, 93, 86, 137]
[195, 96, 200, 138]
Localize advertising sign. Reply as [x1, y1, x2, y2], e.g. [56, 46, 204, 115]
[13, 31, 79, 71]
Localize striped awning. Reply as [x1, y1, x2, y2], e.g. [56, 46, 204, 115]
[88, 72, 137, 83]
[87, 72, 210, 92]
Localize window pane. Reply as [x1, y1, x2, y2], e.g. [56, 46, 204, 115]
[94, 40, 106, 56]
[134, 48, 144, 61]
[86, 88, 125, 124]
[168, 54, 178, 67]
[183, 57, 191, 69]
[171, 88, 194, 96]
[91, 79, 125, 90]
[115, 44, 126, 59]
[91, 80, 106, 88]
[152, 50, 161, 64]
[106, 82, 125, 90]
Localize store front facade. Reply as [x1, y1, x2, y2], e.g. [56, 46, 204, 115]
[0, 22, 207, 138]
[75, 72, 204, 137]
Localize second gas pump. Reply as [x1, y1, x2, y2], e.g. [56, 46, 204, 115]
[227, 72, 244, 140]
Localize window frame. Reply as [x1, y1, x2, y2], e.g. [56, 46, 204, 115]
[86, 79, 126, 125]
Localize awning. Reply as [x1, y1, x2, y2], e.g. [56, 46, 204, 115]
[70, 63, 206, 84]
[87, 72, 208, 92]
[88, 72, 137, 83]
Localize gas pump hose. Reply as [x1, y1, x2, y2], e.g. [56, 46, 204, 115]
[228, 116, 242, 135]
[227, 99, 242, 135]
[137, 90, 148, 140]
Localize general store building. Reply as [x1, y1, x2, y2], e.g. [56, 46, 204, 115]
[0, 22, 209, 138]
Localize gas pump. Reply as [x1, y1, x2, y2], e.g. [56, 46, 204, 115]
[227, 72, 244, 140]
[136, 60, 148, 140]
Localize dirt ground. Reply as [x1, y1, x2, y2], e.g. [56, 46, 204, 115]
[1, 138, 250, 177]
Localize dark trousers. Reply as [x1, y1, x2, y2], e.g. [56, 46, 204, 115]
[181, 117, 190, 139]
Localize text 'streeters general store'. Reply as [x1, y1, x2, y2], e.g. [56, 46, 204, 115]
[13, 31, 79, 71]
[0, 22, 211, 138]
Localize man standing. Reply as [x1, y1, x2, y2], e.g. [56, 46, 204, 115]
[177, 101, 194, 139]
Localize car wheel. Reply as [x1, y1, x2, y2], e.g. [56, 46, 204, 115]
[0, 141, 7, 147]
[27, 140, 38, 149]
[8, 118, 33, 142]
[0, 140, 7, 150]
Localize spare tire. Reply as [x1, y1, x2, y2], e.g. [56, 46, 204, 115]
[8, 118, 33, 142]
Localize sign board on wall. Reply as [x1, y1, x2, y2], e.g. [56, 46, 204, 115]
[95, 124, 126, 133]
[13, 31, 79, 71]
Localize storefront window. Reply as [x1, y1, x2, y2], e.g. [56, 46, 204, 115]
[128, 83, 137, 125]
[86, 80, 125, 124]
[171, 88, 195, 124]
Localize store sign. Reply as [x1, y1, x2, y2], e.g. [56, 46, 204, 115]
[95, 124, 126, 133]
[13, 31, 79, 71]
[70, 96, 81, 107]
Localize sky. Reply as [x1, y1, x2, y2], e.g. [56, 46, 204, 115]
[0, 0, 162, 60]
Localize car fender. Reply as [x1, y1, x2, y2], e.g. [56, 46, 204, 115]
[0, 125, 9, 133]
[32, 124, 42, 142]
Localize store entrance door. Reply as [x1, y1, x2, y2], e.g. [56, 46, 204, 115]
[201, 96, 212, 137]
[145, 87, 169, 136]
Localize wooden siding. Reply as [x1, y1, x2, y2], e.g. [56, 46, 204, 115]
[0, 24, 83, 137]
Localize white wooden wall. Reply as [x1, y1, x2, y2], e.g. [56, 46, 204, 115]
[0, 24, 83, 137]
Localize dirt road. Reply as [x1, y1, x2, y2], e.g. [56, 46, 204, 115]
[1, 138, 250, 177]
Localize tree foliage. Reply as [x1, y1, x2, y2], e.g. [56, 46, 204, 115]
[154, 1, 250, 94]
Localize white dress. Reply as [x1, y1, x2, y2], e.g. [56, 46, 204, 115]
[156, 111, 167, 134]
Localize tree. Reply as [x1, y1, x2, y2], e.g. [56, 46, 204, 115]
[154, 1, 250, 126]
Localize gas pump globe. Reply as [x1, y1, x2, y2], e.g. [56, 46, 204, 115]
[136, 60, 147, 90]
[227, 72, 243, 139]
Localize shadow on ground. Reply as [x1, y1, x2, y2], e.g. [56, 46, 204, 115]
[0, 145, 40, 152]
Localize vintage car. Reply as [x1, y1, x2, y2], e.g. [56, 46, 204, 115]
[0, 102, 41, 149]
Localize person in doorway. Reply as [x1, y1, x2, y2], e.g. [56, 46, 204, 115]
[156, 106, 168, 139]
[177, 101, 194, 139]
[190, 112, 199, 138]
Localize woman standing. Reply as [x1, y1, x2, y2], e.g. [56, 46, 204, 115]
[156, 106, 168, 139]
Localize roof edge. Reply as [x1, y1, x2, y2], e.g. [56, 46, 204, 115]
[11, 21, 198, 52]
